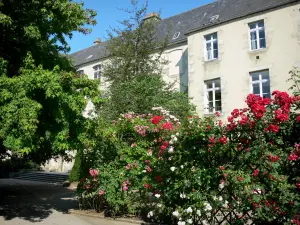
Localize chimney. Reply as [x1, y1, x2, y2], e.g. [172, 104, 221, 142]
[93, 37, 102, 45]
[143, 12, 161, 22]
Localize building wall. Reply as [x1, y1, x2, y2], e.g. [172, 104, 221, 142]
[188, 4, 300, 118]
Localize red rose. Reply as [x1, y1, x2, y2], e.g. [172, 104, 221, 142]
[155, 176, 163, 183]
[219, 136, 227, 144]
[215, 111, 221, 117]
[268, 154, 279, 162]
[219, 166, 225, 170]
[209, 136, 215, 144]
[253, 169, 259, 177]
[227, 116, 234, 123]
[296, 115, 300, 123]
[267, 124, 279, 133]
[143, 183, 152, 189]
[162, 122, 173, 130]
[160, 145, 167, 150]
[151, 116, 163, 125]
[288, 152, 299, 161]
[231, 109, 239, 118]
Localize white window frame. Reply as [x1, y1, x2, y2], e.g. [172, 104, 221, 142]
[93, 64, 101, 79]
[250, 70, 270, 98]
[204, 79, 221, 114]
[204, 32, 218, 61]
[248, 20, 266, 50]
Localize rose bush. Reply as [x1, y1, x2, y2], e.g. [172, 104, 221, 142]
[77, 91, 300, 224]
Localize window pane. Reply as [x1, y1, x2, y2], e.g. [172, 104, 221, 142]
[215, 89, 221, 101]
[260, 71, 269, 80]
[251, 74, 259, 81]
[249, 23, 256, 30]
[262, 80, 270, 97]
[208, 91, 213, 101]
[250, 31, 257, 50]
[206, 81, 213, 89]
[259, 29, 265, 39]
[213, 41, 218, 59]
[208, 102, 214, 113]
[253, 83, 260, 95]
[259, 38, 266, 49]
[212, 33, 217, 39]
[258, 21, 264, 28]
[214, 79, 221, 88]
[263, 93, 271, 99]
[205, 35, 211, 41]
[215, 100, 222, 112]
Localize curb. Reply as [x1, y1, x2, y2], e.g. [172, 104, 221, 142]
[69, 209, 150, 225]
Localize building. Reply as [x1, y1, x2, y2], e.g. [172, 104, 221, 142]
[70, 0, 300, 118]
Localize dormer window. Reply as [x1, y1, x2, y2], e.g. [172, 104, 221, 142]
[93, 65, 101, 79]
[172, 32, 180, 40]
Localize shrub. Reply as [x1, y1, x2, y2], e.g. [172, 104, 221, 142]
[77, 91, 300, 224]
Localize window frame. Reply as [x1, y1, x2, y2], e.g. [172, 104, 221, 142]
[204, 32, 218, 61]
[204, 78, 222, 114]
[93, 64, 101, 79]
[250, 70, 270, 98]
[248, 20, 266, 51]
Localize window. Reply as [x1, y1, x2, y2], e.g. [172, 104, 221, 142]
[249, 20, 266, 50]
[250, 70, 270, 98]
[93, 64, 101, 79]
[172, 32, 180, 40]
[204, 78, 222, 114]
[205, 33, 218, 60]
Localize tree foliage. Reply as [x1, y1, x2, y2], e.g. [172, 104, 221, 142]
[100, 0, 194, 120]
[0, 0, 96, 76]
[0, 54, 101, 162]
[0, 0, 100, 162]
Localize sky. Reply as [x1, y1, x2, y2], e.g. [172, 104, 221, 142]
[68, 0, 214, 53]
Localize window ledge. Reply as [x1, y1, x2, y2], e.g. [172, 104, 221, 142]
[248, 48, 267, 54]
[204, 58, 220, 63]
[204, 112, 222, 117]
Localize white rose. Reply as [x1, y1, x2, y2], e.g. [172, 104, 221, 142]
[147, 211, 153, 218]
[168, 146, 174, 153]
[203, 202, 212, 211]
[186, 207, 193, 213]
[172, 210, 179, 217]
[187, 219, 193, 224]
[155, 194, 161, 198]
[196, 210, 201, 216]
[219, 182, 225, 190]
[170, 167, 176, 171]
[180, 193, 186, 199]
[219, 196, 223, 201]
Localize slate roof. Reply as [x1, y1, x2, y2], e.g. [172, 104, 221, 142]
[70, 0, 299, 67]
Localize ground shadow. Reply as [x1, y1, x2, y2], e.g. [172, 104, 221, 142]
[0, 179, 78, 222]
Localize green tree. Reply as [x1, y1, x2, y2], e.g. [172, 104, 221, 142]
[0, 0, 100, 162]
[100, 0, 194, 120]
[0, 54, 101, 162]
[0, 0, 96, 76]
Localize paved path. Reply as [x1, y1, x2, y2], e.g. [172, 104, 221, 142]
[0, 179, 132, 225]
